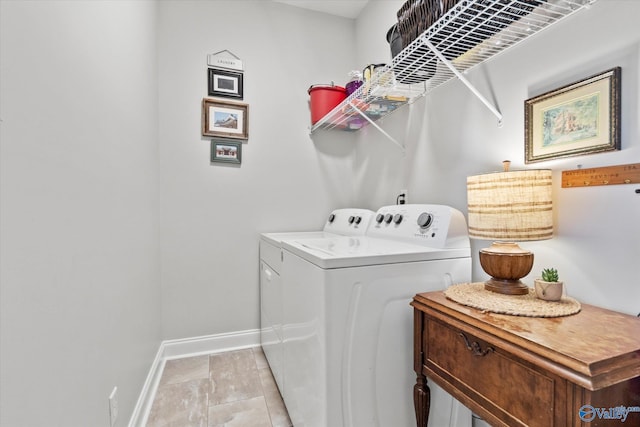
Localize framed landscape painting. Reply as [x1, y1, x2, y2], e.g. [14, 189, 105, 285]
[202, 98, 249, 140]
[525, 67, 620, 163]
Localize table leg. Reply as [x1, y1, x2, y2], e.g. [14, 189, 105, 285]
[414, 373, 430, 427]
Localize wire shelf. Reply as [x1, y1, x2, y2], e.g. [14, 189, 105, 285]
[310, 0, 597, 134]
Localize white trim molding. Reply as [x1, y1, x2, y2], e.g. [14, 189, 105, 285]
[128, 328, 260, 426]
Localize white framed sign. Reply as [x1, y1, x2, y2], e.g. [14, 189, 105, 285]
[207, 49, 243, 71]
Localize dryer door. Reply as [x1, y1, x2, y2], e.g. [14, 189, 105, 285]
[260, 260, 283, 393]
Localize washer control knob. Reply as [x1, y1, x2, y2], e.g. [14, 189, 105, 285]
[375, 214, 384, 223]
[384, 213, 393, 224]
[328, 213, 336, 223]
[393, 214, 403, 224]
[354, 216, 362, 224]
[348, 216, 355, 224]
[417, 212, 433, 229]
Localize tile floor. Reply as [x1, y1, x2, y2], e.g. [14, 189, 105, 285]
[146, 347, 292, 427]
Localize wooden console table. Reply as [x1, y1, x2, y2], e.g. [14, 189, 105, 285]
[411, 291, 640, 427]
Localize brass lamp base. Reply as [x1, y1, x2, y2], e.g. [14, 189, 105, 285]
[479, 242, 534, 296]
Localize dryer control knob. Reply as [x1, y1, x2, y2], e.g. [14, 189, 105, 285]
[384, 213, 393, 224]
[348, 216, 355, 224]
[354, 216, 362, 224]
[417, 212, 433, 229]
[328, 213, 336, 223]
[375, 214, 384, 223]
[393, 214, 403, 224]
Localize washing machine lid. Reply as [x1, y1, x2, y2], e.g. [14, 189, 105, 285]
[260, 231, 339, 248]
[281, 236, 470, 269]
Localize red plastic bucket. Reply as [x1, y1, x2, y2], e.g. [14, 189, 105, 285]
[308, 84, 347, 124]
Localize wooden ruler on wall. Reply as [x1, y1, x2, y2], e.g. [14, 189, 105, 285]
[562, 163, 640, 188]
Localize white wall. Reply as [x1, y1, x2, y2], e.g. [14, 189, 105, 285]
[354, 0, 640, 315]
[2, 1, 638, 425]
[157, 1, 357, 339]
[0, 1, 161, 426]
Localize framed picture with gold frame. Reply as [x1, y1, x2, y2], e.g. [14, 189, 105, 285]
[525, 67, 620, 164]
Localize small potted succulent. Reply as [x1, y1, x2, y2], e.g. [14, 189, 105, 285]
[535, 268, 563, 301]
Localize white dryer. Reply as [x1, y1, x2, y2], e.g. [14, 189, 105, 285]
[259, 208, 374, 393]
[280, 204, 473, 427]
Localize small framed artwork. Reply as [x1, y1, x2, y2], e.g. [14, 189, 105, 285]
[211, 140, 241, 164]
[525, 67, 621, 163]
[208, 68, 243, 99]
[202, 98, 249, 140]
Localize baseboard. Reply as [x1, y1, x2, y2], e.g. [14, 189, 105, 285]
[161, 328, 260, 360]
[127, 345, 165, 427]
[128, 328, 260, 426]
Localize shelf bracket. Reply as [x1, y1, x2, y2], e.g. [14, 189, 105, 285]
[420, 37, 503, 126]
[347, 100, 405, 152]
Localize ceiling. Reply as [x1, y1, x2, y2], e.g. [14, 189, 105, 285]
[272, 0, 370, 19]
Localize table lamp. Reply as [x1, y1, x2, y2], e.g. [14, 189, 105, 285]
[466, 161, 553, 295]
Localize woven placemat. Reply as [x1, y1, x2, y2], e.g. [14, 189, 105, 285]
[444, 283, 581, 318]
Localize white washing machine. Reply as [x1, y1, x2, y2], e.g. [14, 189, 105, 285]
[259, 208, 375, 393]
[280, 204, 473, 427]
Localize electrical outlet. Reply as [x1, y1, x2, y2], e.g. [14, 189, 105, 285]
[400, 189, 408, 204]
[109, 386, 118, 427]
